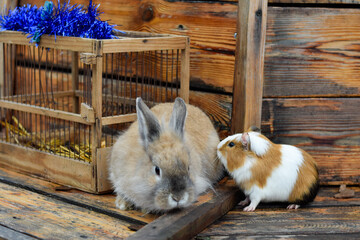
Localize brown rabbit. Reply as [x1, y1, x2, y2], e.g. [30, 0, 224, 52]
[109, 97, 223, 212]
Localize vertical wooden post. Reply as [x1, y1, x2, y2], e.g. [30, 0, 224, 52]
[0, 0, 17, 15]
[180, 37, 190, 103]
[0, 43, 4, 98]
[71, 52, 79, 113]
[231, 0, 268, 134]
[91, 41, 104, 192]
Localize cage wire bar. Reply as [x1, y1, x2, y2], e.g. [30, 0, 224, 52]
[0, 41, 184, 160]
[101, 50, 181, 146]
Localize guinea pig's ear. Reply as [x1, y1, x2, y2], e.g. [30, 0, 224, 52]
[169, 97, 187, 139]
[240, 132, 250, 151]
[136, 97, 161, 148]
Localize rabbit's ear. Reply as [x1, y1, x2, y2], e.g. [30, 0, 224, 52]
[136, 97, 161, 148]
[169, 97, 187, 139]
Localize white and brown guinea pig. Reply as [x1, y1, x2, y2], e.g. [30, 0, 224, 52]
[217, 127, 319, 212]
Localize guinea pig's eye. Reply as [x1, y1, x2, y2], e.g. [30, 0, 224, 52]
[154, 166, 161, 176]
[228, 142, 235, 147]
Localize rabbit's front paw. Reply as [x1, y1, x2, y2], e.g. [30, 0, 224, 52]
[115, 196, 134, 210]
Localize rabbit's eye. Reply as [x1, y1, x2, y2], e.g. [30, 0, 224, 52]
[155, 166, 161, 176]
[228, 142, 235, 147]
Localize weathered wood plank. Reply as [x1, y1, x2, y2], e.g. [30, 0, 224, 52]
[231, 0, 268, 133]
[0, 167, 158, 225]
[261, 98, 360, 185]
[0, 182, 134, 239]
[264, 7, 360, 97]
[15, 2, 360, 97]
[197, 205, 360, 238]
[0, 225, 37, 240]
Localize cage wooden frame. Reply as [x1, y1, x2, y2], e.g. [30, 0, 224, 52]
[0, 30, 190, 193]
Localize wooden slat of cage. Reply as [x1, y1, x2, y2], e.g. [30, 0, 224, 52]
[101, 36, 188, 54]
[0, 100, 91, 124]
[91, 41, 105, 192]
[0, 31, 95, 52]
[0, 141, 95, 191]
[71, 52, 80, 113]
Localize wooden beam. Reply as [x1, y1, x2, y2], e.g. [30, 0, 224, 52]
[127, 183, 243, 240]
[180, 37, 190, 103]
[231, 0, 268, 134]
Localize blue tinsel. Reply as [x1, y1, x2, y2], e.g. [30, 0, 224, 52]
[0, 0, 121, 44]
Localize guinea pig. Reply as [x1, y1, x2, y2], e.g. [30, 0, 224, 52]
[217, 128, 319, 211]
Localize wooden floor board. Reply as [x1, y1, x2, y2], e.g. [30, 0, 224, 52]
[196, 232, 360, 240]
[0, 225, 39, 240]
[0, 182, 134, 239]
[197, 186, 360, 239]
[0, 168, 157, 226]
[0, 167, 359, 239]
[197, 206, 360, 238]
[0, 168, 242, 239]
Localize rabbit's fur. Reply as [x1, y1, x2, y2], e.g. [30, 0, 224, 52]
[109, 97, 223, 212]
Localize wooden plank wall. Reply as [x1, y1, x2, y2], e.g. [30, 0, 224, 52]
[16, 0, 360, 185]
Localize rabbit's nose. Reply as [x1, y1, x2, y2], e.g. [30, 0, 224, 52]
[171, 194, 181, 202]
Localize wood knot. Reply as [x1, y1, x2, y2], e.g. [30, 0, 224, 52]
[255, 9, 262, 17]
[140, 4, 154, 22]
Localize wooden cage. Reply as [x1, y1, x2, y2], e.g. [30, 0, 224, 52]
[0, 30, 190, 193]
